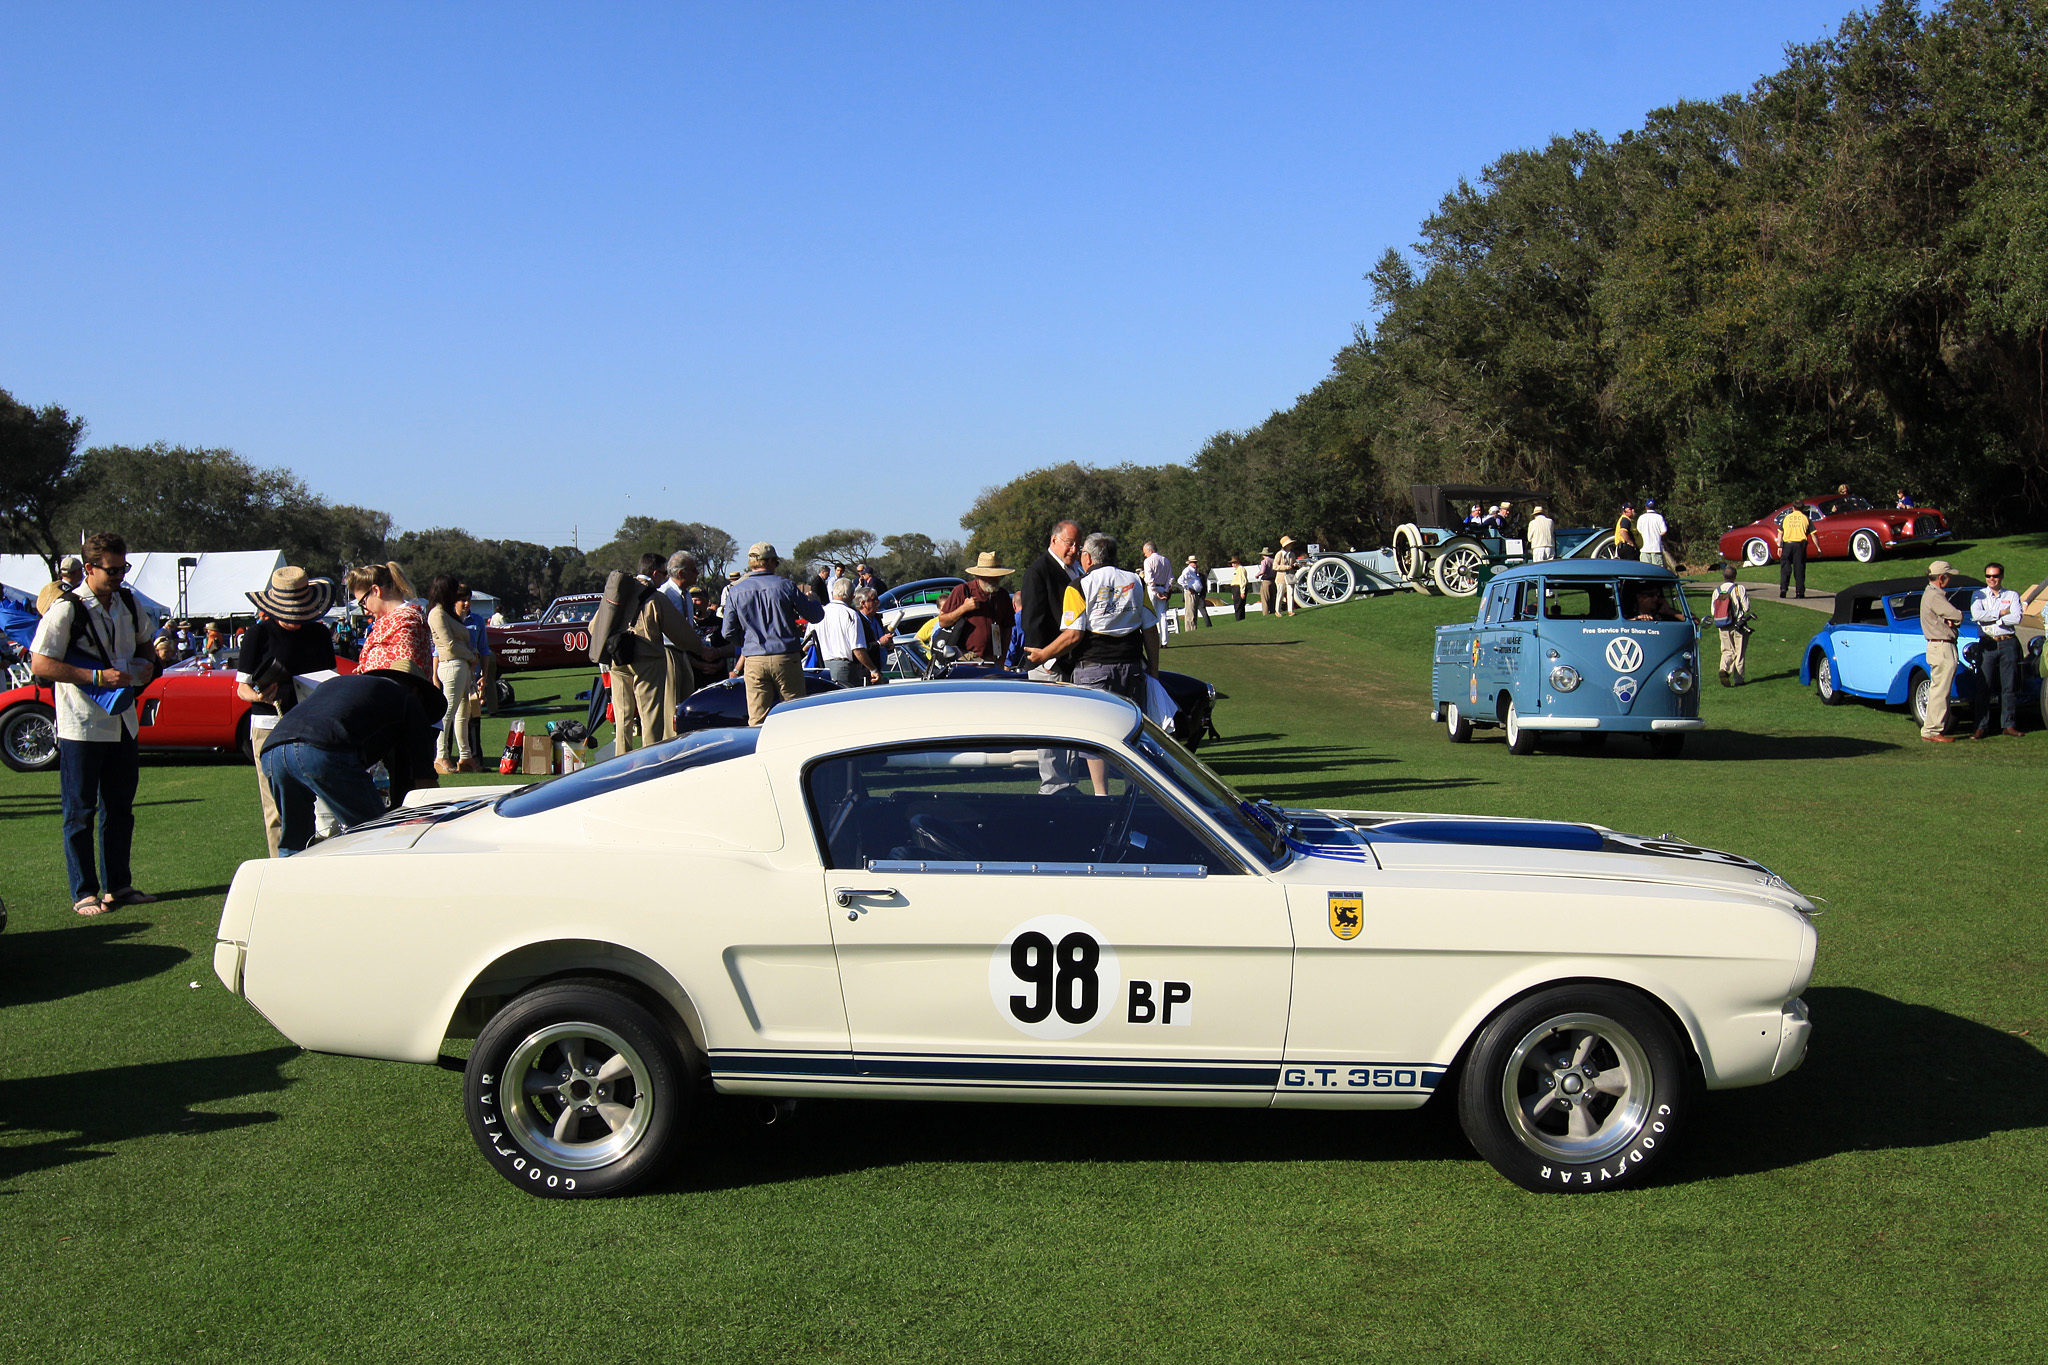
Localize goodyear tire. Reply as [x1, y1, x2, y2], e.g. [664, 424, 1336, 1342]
[1458, 984, 1691, 1192]
[1504, 699, 1537, 755]
[1445, 702, 1473, 743]
[0, 702, 58, 773]
[465, 979, 692, 1198]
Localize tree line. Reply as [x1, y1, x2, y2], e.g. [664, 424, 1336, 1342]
[964, 0, 2048, 569]
[2, 393, 969, 617]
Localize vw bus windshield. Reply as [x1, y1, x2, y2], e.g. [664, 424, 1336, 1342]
[1617, 578, 1692, 622]
[1543, 579, 1693, 622]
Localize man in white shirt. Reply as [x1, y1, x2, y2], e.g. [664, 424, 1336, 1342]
[1526, 506, 1557, 561]
[1636, 500, 1670, 569]
[1178, 556, 1211, 632]
[1026, 532, 1160, 796]
[1140, 542, 1174, 646]
[29, 531, 159, 916]
[1969, 561, 2024, 738]
[814, 577, 881, 687]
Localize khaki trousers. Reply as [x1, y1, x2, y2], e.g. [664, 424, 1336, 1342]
[663, 646, 695, 736]
[437, 660, 476, 764]
[1924, 640, 1958, 736]
[611, 658, 672, 751]
[743, 652, 806, 726]
[251, 723, 285, 858]
[1717, 627, 1747, 684]
[1257, 580, 1274, 615]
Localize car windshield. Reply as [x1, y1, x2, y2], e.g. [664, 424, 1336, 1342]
[496, 728, 760, 817]
[1133, 721, 1289, 869]
[1813, 496, 1873, 517]
[541, 599, 598, 625]
[1619, 579, 1691, 622]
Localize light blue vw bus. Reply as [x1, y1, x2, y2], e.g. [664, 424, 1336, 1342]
[1430, 561, 1705, 757]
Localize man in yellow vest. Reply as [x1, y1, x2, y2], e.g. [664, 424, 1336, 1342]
[1778, 503, 1813, 599]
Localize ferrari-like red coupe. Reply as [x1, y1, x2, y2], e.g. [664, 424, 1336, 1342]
[0, 655, 356, 773]
[1719, 495, 1950, 567]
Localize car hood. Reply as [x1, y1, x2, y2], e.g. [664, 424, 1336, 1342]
[1278, 807, 1812, 910]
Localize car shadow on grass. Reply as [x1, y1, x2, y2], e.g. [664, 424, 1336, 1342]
[1680, 985, 2048, 1179]
[0, 922, 190, 1010]
[1525, 731, 1901, 761]
[667, 1094, 1475, 1194]
[0, 1047, 296, 1187]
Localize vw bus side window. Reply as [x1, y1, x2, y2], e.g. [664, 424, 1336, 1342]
[1512, 580, 1540, 621]
[1543, 581, 1620, 620]
[1483, 583, 1513, 624]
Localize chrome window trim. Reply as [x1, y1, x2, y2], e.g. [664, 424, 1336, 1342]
[867, 859, 1209, 879]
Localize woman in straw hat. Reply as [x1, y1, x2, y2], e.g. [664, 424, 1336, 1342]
[935, 552, 1017, 661]
[238, 566, 339, 857]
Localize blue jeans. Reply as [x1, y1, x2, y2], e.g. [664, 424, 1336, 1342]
[59, 732, 139, 902]
[261, 741, 387, 854]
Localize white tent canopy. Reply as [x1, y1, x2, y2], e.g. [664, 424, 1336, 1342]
[0, 550, 283, 620]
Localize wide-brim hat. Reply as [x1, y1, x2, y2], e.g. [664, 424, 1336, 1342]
[1260, 547, 1272, 555]
[248, 566, 336, 623]
[966, 551, 1014, 578]
[365, 666, 448, 724]
[1279, 536, 1297, 547]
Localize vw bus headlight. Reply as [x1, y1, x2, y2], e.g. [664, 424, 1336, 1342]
[1668, 667, 1696, 694]
[1550, 664, 1582, 692]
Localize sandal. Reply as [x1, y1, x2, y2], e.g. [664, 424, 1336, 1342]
[104, 888, 157, 907]
[75, 895, 112, 917]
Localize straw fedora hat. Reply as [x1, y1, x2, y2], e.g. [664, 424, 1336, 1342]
[1279, 535, 1297, 548]
[965, 551, 1014, 579]
[247, 566, 337, 623]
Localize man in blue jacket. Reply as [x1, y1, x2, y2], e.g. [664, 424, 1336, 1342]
[720, 542, 825, 725]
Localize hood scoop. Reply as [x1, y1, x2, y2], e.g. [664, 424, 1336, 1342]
[1359, 819, 1605, 854]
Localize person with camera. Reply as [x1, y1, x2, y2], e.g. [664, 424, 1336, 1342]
[1708, 563, 1752, 686]
[29, 531, 160, 915]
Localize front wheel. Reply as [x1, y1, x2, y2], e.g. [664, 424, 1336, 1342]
[1458, 984, 1692, 1192]
[466, 979, 693, 1198]
[1434, 545, 1485, 597]
[1504, 700, 1536, 755]
[1909, 670, 1931, 728]
[0, 702, 58, 772]
[1303, 556, 1355, 606]
[1744, 538, 1772, 567]
[1815, 654, 1845, 705]
[1850, 529, 1879, 563]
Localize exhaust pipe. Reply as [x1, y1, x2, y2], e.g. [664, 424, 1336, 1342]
[755, 1099, 798, 1127]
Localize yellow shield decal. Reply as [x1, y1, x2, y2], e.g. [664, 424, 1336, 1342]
[1328, 892, 1363, 941]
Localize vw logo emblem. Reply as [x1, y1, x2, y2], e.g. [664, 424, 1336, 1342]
[1605, 637, 1644, 672]
[1613, 675, 1638, 705]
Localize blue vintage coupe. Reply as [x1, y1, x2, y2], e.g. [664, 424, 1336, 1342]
[1800, 576, 2043, 728]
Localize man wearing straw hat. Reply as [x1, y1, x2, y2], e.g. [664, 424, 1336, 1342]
[238, 566, 340, 855]
[936, 552, 1016, 661]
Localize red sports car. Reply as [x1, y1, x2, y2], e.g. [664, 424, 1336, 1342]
[487, 593, 602, 674]
[1719, 495, 1951, 567]
[0, 655, 356, 773]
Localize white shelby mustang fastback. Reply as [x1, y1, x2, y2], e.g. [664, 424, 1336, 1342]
[213, 683, 1815, 1196]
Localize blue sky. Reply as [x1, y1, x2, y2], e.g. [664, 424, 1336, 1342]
[3, 2, 1860, 557]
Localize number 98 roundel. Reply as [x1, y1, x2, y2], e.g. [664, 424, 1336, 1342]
[988, 915, 1123, 1041]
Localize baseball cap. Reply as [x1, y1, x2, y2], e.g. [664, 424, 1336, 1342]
[1928, 559, 1957, 577]
[748, 542, 778, 563]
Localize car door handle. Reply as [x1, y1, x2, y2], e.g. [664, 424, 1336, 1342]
[834, 886, 898, 919]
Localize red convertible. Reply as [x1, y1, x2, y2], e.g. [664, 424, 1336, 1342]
[1720, 495, 1951, 567]
[487, 593, 602, 674]
[0, 655, 355, 773]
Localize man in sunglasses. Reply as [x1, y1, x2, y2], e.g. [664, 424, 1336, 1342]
[29, 531, 160, 915]
[1969, 561, 2024, 738]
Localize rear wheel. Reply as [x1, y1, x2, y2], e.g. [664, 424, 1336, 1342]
[1850, 529, 1880, 563]
[1815, 654, 1845, 705]
[1744, 538, 1771, 567]
[1445, 702, 1473, 743]
[465, 979, 693, 1198]
[1434, 545, 1485, 597]
[1504, 700, 1537, 755]
[1458, 984, 1691, 1192]
[1909, 670, 1931, 728]
[0, 702, 58, 772]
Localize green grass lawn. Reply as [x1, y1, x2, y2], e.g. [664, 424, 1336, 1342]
[3, 541, 2045, 1364]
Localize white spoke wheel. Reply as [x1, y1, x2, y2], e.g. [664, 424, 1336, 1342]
[1457, 985, 1690, 1192]
[1433, 545, 1485, 597]
[1504, 699, 1536, 755]
[1303, 557, 1355, 606]
[1850, 529, 1879, 563]
[1743, 538, 1771, 567]
[465, 979, 693, 1198]
[0, 703, 59, 773]
[1445, 702, 1473, 743]
[1910, 670, 1931, 728]
[1815, 654, 1844, 705]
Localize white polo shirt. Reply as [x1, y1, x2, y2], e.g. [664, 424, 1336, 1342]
[31, 589, 156, 742]
[1637, 511, 1668, 553]
[813, 600, 866, 662]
